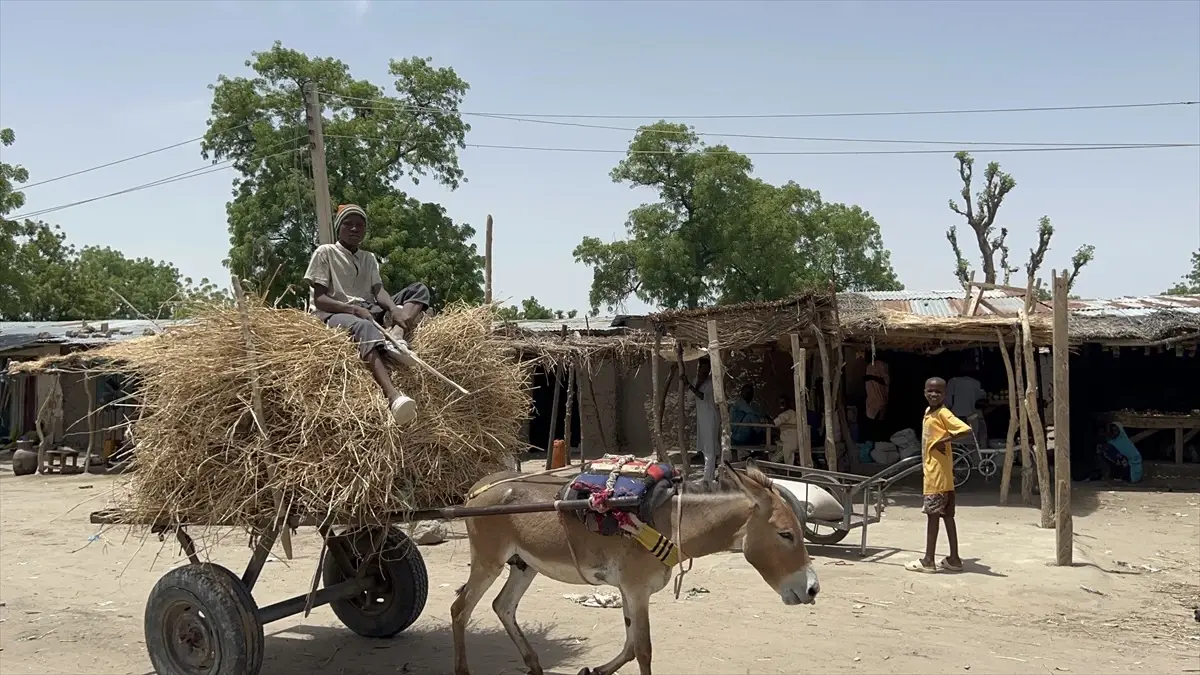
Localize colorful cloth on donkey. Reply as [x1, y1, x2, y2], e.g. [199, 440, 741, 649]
[561, 455, 678, 537]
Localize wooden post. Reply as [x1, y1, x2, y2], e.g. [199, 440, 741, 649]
[996, 329, 1019, 505]
[675, 341, 691, 477]
[1052, 270, 1073, 565]
[232, 275, 292, 559]
[544, 366, 562, 470]
[1175, 427, 1185, 465]
[484, 214, 494, 305]
[706, 320, 733, 464]
[1019, 303, 1053, 529]
[563, 361, 576, 464]
[812, 325, 838, 472]
[80, 373, 96, 473]
[830, 287, 854, 467]
[651, 332, 666, 463]
[1016, 332, 1033, 505]
[302, 82, 334, 246]
[790, 334, 813, 467]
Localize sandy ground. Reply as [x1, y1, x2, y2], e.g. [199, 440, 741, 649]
[1, 463, 1198, 675]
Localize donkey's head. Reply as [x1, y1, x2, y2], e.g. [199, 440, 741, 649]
[720, 461, 819, 605]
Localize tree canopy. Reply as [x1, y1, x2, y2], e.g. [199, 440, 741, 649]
[201, 42, 483, 309]
[946, 151, 1094, 295]
[1165, 251, 1200, 295]
[573, 122, 901, 313]
[495, 296, 579, 321]
[1, 129, 223, 321]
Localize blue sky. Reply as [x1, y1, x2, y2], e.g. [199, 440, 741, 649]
[2, 0, 1197, 315]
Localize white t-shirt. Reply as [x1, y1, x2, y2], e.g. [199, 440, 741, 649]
[303, 242, 383, 307]
[945, 376, 984, 418]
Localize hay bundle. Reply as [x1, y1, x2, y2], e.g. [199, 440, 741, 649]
[75, 304, 530, 526]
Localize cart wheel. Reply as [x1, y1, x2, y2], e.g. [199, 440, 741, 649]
[952, 451, 971, 488]
[323, 527, 428, 638]
[801, 522, 850, 545]
[144, 563, 264, 675]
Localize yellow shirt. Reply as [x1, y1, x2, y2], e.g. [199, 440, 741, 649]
[922, 406, 970, 494]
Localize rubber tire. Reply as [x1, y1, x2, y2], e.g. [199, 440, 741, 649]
[322, 527, 428, 638]
[953, 451, 971, 488]
[144, 563, 264, 675]
[801, 522, 851, 545]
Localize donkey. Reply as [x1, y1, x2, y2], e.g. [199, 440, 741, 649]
[450, 461, 820, 675]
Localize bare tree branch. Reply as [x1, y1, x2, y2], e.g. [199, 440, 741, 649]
[947, 152, 1017, 284]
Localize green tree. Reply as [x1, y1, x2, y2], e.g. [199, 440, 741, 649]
[495, 296, 577, 321]
[202, 42, 483, 309]
[573, 122, 901, 313]
[946, 152, 1094, 294]
[1165, 251, 1200, 295]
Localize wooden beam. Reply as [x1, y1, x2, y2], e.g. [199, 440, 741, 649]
[996, 329, 1019, 505]
[790, 334, 813, 468]
[651, 331, 666, 463]
[80, 373, 96, 474]
[1020, 302, 1053, 529]
[675, 342, 690, 477]
[1176, 427, 1185, 465]
[812, 325, 838, 472]
[544, 366, 562, 470]
[707, 320, 733, 464]
[562, 361, 576, 465]
[1052, 270, 1073, 565]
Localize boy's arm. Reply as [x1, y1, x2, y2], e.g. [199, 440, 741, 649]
[940, 409, 974, 443]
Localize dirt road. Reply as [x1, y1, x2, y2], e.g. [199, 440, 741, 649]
[1, 466, 1197, 674]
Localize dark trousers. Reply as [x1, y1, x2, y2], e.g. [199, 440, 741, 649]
[317, 283, 431, 360]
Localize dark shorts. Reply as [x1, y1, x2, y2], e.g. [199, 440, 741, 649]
[922, 491, 956, 517]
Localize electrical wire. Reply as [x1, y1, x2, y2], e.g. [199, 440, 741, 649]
[325, 92, 1200, 149]
[321, 91, 1198, 120]
[10, 144, 305, 221]
[19, 120, 257, 190]
[324, 134, 1198, 156]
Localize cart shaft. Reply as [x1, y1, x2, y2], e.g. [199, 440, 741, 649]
[257, 576, 376, 625]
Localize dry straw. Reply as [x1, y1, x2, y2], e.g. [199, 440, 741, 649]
[28, 303, 531, 528]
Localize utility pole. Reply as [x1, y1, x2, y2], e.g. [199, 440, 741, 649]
[303, 82, 334, 246]
[484, 214, 494, 304]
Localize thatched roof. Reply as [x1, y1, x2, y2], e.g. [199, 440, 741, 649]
[644, 292, 839, 350]
[1069, 306, 1200, 345]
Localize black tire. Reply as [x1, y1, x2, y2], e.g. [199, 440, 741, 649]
[144, 563, 264, 675]
[322, 527, 428, 638]
[801, 522, 851, 545]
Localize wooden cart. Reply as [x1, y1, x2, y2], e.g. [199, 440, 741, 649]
[93, 495, 644, 675]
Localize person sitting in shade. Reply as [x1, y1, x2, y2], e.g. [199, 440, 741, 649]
[770, 395, 801, 465]
[731, 383, 769, 447]
[303, 204, 432, 425]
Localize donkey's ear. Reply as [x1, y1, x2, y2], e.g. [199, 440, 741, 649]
[724, 461, 772, 510]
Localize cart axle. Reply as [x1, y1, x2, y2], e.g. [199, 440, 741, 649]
[257, 575, 377, 625]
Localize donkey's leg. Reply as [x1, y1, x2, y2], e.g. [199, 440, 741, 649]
[451, 555, 504, 675]
[578, 585, 652, 675]
[492, 557, 542, 675]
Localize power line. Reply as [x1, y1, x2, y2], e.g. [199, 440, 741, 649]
[10, 144, 305, 221]
[325, 134, 1198, 156]
[323, 91, 1197, 120]
[19, 120, 257, 190]
[326, 93, 1199, 149]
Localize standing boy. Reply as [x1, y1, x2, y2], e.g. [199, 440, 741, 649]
[906, 377, 972, 574]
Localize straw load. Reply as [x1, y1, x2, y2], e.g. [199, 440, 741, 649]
[16, 303, 530, 527]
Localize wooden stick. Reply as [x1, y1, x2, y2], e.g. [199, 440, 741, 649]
[830, 287, 854, 464]
[707, 320, 733, 464]
[484, 214, 493, 305]
[544, 366, 562, 470]
[581, 356, 610, 460]
[812, 325, 838, 472]
[231, 275, 292, 560]
[651, 331, 666, 463]
[675, 342, 690, 476]
[80, 373, 95, 474]
[1052, 270, 1073, 565]
[379, 330, 471, 395]
[1019, 303, 1053, 529]
[563, 361, 576, 464]
[790, 334, 812, 467]
[996, 329, 1019, 505]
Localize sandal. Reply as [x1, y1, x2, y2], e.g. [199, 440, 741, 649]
[939, 557, 964, 572]
[905, 559, 938, 574]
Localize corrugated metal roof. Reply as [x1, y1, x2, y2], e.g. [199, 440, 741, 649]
[0, 319, 185, 352]
[504, 316, 618, 334]
[1068, 295, 1200, 316]
[852, 289, 1030, 318]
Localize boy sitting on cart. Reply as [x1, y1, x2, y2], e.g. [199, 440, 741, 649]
[906, 377, 972, 574]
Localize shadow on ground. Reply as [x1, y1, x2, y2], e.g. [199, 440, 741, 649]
[258, 621, 590, 675]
